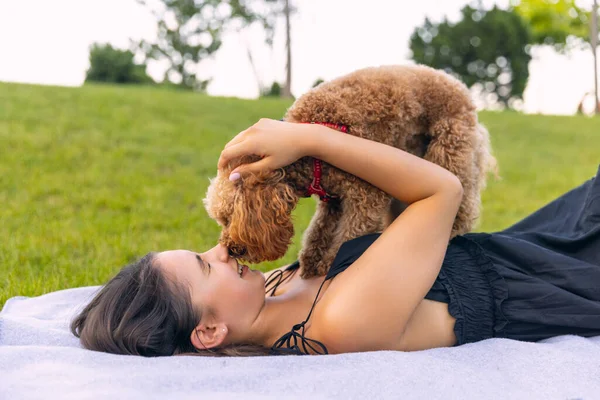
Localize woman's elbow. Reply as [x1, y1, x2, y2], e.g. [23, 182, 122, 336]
[442, 173, 464, 201]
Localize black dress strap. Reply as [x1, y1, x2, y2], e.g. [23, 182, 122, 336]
[268, 232, 453, 354]
[270, 275, 330, 355]
[264, 261, 299, 297]
[269, 234, 385, 355]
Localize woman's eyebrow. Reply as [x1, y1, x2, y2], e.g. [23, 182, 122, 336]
[195, 254, 210, 275]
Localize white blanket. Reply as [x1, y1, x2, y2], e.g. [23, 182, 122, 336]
[1, 287, 600, 400]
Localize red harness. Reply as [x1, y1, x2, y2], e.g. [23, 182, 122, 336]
[304, 122, 349, 202]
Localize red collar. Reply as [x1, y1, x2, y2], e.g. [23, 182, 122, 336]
[304, 122, 349, 202]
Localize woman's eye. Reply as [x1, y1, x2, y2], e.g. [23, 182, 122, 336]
[196, 255, 211, 275]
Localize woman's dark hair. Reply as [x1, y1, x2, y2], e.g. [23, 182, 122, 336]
[70, 253, 296, 357]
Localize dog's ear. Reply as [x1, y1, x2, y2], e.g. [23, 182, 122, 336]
[229, 171, 298, 263]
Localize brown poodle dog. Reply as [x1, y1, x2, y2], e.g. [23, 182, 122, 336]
[204, 64, 496, 279]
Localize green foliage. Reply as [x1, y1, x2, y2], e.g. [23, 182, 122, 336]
[510, 0, 591, 50]
[1, 82, 600, 307]
[85, 43, 154, 85]
[312, 78, 325, 88]
[135, 0, 222, 91]
[410, 6, 532, 107]
[135, 0, 284, 91]
[260, 81, 282, 97]
[237, 0, 296, 47]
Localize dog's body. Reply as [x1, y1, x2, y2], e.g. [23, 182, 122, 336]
[204, 65, 496, 278]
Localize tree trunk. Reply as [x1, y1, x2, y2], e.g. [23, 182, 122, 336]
[246, 46, 266, 95]
[593, 0, 599, 114]
[282, 0, 293, 98]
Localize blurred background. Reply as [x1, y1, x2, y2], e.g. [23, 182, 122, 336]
[0, 0, 599, 305]
[0, 0, 599, 115]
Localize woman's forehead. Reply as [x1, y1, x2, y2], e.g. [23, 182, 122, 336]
[157, 249, 194, 263]
[154, 250, 198, 282]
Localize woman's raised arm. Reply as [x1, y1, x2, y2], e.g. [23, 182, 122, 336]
[309, 124, 463, 353]
[218, 119, 463, 353]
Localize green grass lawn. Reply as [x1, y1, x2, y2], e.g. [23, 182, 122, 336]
[1, 82, 599, 308]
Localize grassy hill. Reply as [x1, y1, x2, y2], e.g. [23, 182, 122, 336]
[0, 82, 598, 307]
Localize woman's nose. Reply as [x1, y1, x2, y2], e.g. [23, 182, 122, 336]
[214, 243, 231, 262]
[202, 243, 230, 263]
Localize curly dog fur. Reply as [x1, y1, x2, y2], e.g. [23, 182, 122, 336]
[204, 64, 497, 279]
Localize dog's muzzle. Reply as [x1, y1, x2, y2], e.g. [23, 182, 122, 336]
[228, 246, 247, 258]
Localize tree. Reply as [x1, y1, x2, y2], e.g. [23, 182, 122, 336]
[312, 78, 325, 88]
[510, 0, 590, 50]
[511, 0, 599, 114]
[85, 43, 154, 85]
[282, 0, 293, 98]
[135, 0, 275, 91]
[260, 81, 282, 97]
[594, 0, 599, 114]
[409, 6, 532, 108]
[240, 0, 296, 98]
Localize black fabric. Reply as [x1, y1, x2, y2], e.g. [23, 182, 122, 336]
[270, 164, 600, 353]
[324, 233, 451, 303]
[268, 244, 450, 303]
[319, 233, 500, 346]
[268, 260, 331, 354]
[466, 164, 600, 342]
[264, 261, 299, 297]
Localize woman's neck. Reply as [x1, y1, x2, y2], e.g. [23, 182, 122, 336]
[249, 277, 329, 349]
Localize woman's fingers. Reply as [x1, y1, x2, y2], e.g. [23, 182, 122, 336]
[229, 158, 273, 181]
[223, 128, 250, 149]
[218, 119, 296, 176]
[218, 141, 255, 170]
[219, 128, 256, 169]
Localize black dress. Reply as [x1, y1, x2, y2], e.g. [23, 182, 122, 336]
[268, 165, 600, 355]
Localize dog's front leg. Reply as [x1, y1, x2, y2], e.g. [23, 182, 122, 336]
[385, 198, 408, 227]
[301, 190, 391, 279]
[299, 200, 343, 279]
[333, 190, 390, 247]
[426, 118, 487, 237]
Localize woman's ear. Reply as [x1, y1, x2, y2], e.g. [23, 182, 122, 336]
[190, 323, 227, 351]
[229, 171, 299, 263]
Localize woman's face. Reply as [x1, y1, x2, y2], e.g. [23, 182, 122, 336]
[155, 243, 266, 344]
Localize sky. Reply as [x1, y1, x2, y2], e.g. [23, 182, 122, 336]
[0, 0, 598, 115]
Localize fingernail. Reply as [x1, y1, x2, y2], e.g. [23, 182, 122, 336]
[229, 172, 241, 181]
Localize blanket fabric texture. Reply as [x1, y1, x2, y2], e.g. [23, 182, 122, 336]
[1, 286, 599, 400]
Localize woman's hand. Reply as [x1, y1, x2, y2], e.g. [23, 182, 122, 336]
[218, 119, 316, 181]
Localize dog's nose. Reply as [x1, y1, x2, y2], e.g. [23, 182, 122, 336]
[228, 247, 246, 258]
